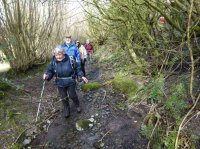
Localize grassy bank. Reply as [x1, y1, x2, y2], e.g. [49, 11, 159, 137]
[93, 44, 200, 149]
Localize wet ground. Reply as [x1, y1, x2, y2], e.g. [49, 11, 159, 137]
[29, 64, 147, 149]
[2, 62, 199, 149]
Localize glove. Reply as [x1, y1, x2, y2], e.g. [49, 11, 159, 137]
[43, 74, 48, 80]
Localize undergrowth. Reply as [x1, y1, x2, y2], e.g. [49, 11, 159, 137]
[139, 75, 198, 149]
[0, 63, 48, 148]
[94, 45, 199, 148]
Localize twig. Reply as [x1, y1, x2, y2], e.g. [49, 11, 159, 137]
[175, 93, 200, 149]
[98, 130, 111, 143]
[53, 98, 62, 105]
[147, 115, 160, 149]
[187, 1, 195, 104]
[182, 111, 200, 128]
[175, 1, 195, 148]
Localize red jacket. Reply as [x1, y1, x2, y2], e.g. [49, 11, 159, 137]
[84, 43, 94, 54]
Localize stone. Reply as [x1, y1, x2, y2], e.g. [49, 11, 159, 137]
[22, 139, 31, 146]
[88, 117, 95, 122]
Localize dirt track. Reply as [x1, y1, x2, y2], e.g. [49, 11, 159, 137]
[29, 64, 147, 149]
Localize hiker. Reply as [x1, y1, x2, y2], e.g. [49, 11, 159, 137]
[43, 46, 88, 118]
[61, 36, 81, 68]
[76, 41, 87, 77]
[84, 39, 94, 64]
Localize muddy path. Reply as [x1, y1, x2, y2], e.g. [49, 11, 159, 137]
[30, 64, 147, 149]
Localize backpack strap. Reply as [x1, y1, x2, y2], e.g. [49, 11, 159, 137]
[69, 55, 77, 78]
[51, 57, 58, 78]
[69, 55, 77, 70]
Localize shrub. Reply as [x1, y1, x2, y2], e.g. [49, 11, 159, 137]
[128, 75, 164, 104]
[165, 83, 187, 120]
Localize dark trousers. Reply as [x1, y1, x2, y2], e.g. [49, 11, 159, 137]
[81, 59, 86, 77]
[58, 85, 80, 107]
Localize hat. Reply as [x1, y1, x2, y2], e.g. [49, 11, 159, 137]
[65, 35, 71, 38]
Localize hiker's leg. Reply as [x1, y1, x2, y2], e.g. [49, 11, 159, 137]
[68, 84, 81, 113]
[90, 51, 93, 62]
[89, 53, 92, 63]
[58, 87, 70, 118]
[87, 54, 90, 64]
[81, 60, 86, 77]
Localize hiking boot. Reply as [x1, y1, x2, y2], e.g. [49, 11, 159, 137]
[64, 106, 70, 118]
[76, 107, 81, 113]
[62, 100, 70, 118]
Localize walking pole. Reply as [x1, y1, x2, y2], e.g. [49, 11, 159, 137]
[35, 81, 46, 122]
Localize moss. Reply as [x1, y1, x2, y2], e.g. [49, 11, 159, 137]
[82, 82, 102, 92]
[112, 74, 138, 95]
[0, 81, 11, 91]
[76, 119, 93, 131]
[9, 143, 23, 149]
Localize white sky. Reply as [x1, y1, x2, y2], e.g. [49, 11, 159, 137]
[66, 0, 86, 26]
[63, 0, 89, 39]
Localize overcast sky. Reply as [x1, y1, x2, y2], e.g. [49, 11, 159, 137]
[66, 0, 86, 26]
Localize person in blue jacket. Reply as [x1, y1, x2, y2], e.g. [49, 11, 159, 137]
[61, 36, 81, 67]
[43, 46, 88, 118]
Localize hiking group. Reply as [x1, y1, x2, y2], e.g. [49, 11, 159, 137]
[43, 36, 94, 118]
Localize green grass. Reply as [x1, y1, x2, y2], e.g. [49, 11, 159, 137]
[112, 74, 138, 95]
[82, 82, 102, 92]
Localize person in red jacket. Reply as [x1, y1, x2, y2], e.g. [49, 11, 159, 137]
[84, 39, 94, 64]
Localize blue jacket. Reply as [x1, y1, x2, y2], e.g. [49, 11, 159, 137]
[45, 54, 83, 87]
[61, 43, 81, 64]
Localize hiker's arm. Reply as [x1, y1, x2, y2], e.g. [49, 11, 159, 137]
[76, 65, 88, 83]
[76, 64, 84, 78]
[75, 47, 81, 63]
[44, 61, 55, 81]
